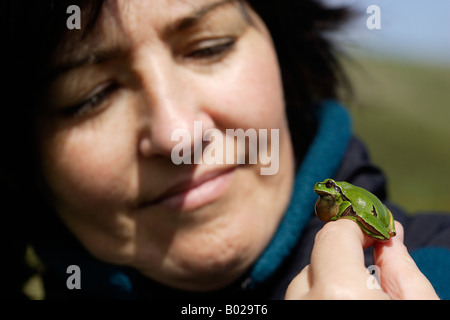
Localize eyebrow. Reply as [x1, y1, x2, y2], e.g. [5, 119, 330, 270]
[49, 46, 125, 79]
[49, 0, 241, 80]
[167, 0, 239, 35]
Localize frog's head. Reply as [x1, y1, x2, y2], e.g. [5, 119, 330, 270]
[314, 179, 343, 222]
[314, 179, 342, 199]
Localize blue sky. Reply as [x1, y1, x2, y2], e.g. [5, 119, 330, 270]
[323, 0, 450, 65]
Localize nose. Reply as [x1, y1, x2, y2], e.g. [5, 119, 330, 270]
[135, 49, 214, 159]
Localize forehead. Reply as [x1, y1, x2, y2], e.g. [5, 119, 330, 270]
[109, 0, 217, 33]
[118, 0, 217, 25]
[54, 0, 239, 65]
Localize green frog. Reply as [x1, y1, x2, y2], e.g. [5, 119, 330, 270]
[314, 179, 396, 241]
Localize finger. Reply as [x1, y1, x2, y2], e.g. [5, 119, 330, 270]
[374, 221, 439, 300]
[285, 265, 312, 300]
[310, 218, 374, 286]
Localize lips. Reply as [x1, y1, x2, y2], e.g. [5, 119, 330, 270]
[138, 166, 237, 210]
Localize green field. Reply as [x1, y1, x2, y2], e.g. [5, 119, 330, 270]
[340, 54, 450, 213]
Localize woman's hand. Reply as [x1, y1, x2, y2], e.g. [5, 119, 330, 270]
[285, 219, 439, 300]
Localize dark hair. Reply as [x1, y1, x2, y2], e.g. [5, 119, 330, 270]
[248, 1, 350, 159]
[1, 0, 350, 298]
[1, 1, 105, 298]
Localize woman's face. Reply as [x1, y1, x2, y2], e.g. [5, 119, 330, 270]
[37, 0, 294, 291]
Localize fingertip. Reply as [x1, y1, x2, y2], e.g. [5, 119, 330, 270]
[373, 221, 417, 278]
[311, 219, 371, 283]
[393, 221, 404, 243]
[373, 221, 439, 299]
[374, 220, 404, 251]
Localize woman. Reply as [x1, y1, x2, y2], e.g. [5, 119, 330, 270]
[3, 0, 449, 299]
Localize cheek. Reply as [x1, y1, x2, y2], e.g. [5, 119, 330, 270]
[39, 117, 137, 210]
[204, 29, 286, 131]
[37, 115, 142, 263]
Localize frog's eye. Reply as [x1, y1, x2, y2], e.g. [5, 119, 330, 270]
[325, 180, 334, 188]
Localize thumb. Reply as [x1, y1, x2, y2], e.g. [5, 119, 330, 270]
[373, 221, 439, 300]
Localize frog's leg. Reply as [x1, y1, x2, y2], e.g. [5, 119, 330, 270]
[357, 210, 391, 240]
[385, 206, 396, 238]
[333, 200, 352, 220]
[339, 206, 390, 240]
[340, 215, 387, 240]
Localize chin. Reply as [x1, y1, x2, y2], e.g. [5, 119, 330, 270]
[132, 206, 257, 291]
[168, 256, 248, 291]
[136, 238, 251, 291]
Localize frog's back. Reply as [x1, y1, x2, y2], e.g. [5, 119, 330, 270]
[338, 181, 390, 225]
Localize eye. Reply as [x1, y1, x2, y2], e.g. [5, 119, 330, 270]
[183, 38, 236, 62]
[325, 180, 334, 188]
[60, 82, 119, 118]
